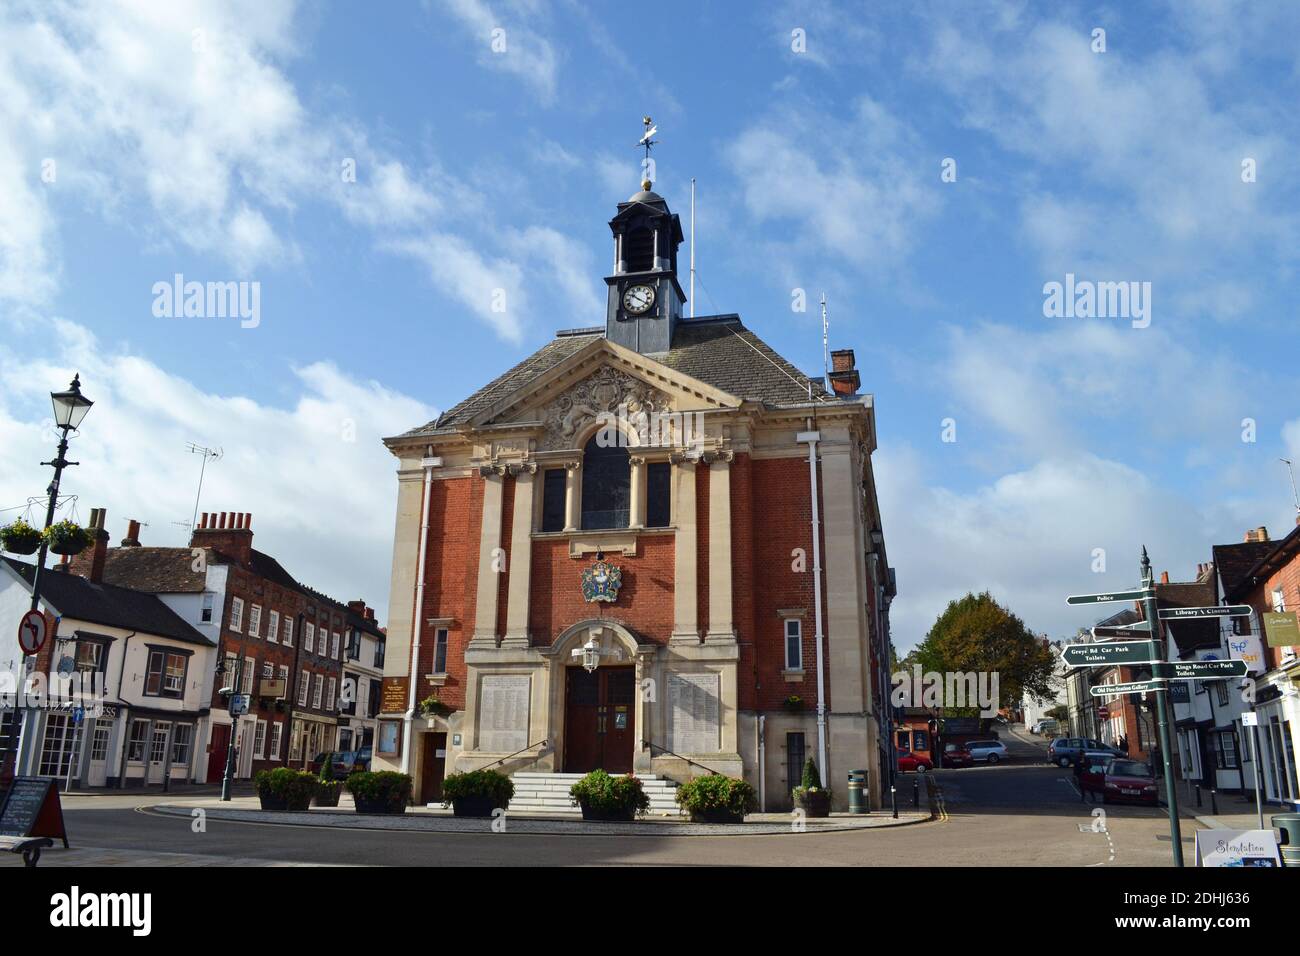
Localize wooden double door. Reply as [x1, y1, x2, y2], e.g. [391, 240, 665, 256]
[564, 666, 635, 773]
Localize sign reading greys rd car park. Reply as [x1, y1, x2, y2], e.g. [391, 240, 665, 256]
[1156, 604, 1251, 620]
[1061, 640, 1160, 668]
[1065, 588, 1153, 606]
[17, 609, 47, 655]
[1090, 680, 1165, 697]
[1153, 659, 1248, 680]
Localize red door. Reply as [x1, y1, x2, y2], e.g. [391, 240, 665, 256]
[207, 724, 230, 784]
[422, 732, 447, 802]
[564, 666, 635, 773]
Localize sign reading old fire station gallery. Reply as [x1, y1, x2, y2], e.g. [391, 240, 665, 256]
[1061, 641, 1160, 667]
[1090, 680, 1164, 697]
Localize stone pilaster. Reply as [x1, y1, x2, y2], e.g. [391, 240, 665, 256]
[628, 456, 646, 529]
[470, 467, 505, 648]
[503, 464, 536, 648]
[670, 454, 699, 644]
[705, 451, 735, 643]
[563, 460, 580, 532]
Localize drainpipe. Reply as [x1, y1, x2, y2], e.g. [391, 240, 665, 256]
[757, 714, 766, 811]
[797, 426, 829, 786]
[400, 455, 440, 775]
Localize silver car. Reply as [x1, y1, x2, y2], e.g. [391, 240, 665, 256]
[965, 740, 1010, 764]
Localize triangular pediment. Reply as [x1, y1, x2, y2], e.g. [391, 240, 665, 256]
[467, 338, 742, 447]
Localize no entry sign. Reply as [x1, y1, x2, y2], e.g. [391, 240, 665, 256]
[17, 610, 47, 656]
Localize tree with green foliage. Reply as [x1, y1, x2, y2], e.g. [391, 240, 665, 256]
[913, 591, 1057, 709]
[800, 756, 822, 790]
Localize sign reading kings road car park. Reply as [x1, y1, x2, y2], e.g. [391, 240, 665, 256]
[1152, 659, 1249, 680]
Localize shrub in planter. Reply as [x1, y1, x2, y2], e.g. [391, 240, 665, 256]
[674, 773, 758, 824]
[0, 519, 42, 555]
[345, 770, 413, 814]
[782, 694, 803, 712]
[791, 756, 831, 818]
[254, 768, 316, 811]
[569, 769, 650, 822]
[441, 769, 514, 817]
[314, 754, 343, 807]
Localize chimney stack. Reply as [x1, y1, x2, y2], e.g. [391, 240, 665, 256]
[827, 348, 861, 398]
[120, 519, 142, 547]
[190, 510, 254, 566]
[1244, 526, 1270, 543]
[71, 507, 111, 583]
[1160, 571, 1170, 584]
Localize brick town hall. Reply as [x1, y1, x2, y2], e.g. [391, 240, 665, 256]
[373, 170, 896, 811]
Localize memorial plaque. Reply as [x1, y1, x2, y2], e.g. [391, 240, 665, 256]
[667, 673, 720, 754]
[380, 677, 409, 715]
[478, 675, 530, 752]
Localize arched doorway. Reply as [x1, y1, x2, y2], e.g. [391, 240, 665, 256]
[551, 622, 645, 774]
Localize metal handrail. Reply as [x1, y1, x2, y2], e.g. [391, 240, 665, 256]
[479, 739, 549, 773]
[642, 740, 726, 777]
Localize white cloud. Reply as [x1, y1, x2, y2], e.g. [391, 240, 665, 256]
[0, 319, 435, 621]
[436, 0, 560, 103]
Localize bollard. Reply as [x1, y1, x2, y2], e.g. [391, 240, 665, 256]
[913, 780, 919, 807]
[890, 786, 898, 820]
[1210, 788, 1218, 816]
[847, 770, 868, 815]
[1273, 813, 1300, 868]
[1195, 784, 1202, 808]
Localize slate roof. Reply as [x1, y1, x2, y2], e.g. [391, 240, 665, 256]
[396, 315, 838, 440]
[1213, 539, 1288, 600]
[100, 546, 303, 596]
[3, 558, 211, 646]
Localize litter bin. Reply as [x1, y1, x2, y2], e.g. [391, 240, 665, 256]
[847, 770, 868, 815]
[1272, 813, 1300, 868]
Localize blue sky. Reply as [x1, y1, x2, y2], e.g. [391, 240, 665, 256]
[1, 0, 1298, 649]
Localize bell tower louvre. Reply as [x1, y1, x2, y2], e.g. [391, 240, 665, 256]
[375, 120, 894, 814]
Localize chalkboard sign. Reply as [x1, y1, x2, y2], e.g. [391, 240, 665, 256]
[0, 776, 69, 847]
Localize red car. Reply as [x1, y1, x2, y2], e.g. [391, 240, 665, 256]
[941, 743, 974, 768]
[1078, 755, 1110, 796]
[1102, 759, 1160, 805]
[896, 749, 933, 773]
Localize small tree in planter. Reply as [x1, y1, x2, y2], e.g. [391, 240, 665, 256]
[791, 756, 831, 818]
[314, 753, 343, 808]
[441, 769, 514, 817]
[43, 520, 92, 556]
[569, 770, 650, 822]
[0, 519, 42, 555]
[254, 768, 317, 811]
[674, 774, 758, 824]
[345, 770, 413, 814]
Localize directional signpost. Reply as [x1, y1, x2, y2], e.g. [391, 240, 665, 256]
[1157, 604, 1251, 620]
[1091, 620, 1151, 640]
[1065, 552, 1183, 866]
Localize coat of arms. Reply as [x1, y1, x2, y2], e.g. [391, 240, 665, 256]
[581, 554, 623, 604]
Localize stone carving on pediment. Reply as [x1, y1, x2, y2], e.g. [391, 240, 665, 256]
[540, 366, 671, 450]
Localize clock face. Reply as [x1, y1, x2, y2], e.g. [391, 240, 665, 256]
[622, 284, 655, 315]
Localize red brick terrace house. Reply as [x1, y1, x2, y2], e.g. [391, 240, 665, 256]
[372, 181, 896, 810]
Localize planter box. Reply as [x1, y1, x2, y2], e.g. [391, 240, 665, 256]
[450, 796, 501, 818]
[578, 802, 637, 822]
[259, 792, 312, 812]
[688, 808, 746, 825]
[354, 796, 407, 815]
[314, 785, 342, 808]
[795, 790, 832, 818]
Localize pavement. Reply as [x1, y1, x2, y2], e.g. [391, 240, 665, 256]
[1, 725, 1233, 866]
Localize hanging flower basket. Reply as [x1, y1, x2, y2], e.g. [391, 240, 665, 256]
[43, 520, 92, 556]
[418, 694, 452, 719]
[0, 519, 42, 555]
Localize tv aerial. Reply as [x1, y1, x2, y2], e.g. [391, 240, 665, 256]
[185, 442, 223, 532]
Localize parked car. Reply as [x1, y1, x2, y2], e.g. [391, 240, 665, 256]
[1102, 759, 1160, 805]
[1078, 754, 1112, 796]
[309, 751, 364, 779]
[941, 743, 975, 768]
[965, 740, 1009, 764]
[896, 749, 933, 773]
[353, 745, 372, 772]
[1032, 719, 1060, 736]
[1048, 737, 1123, 768]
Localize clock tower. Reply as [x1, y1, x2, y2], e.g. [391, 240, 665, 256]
[604, 179, 686, 355]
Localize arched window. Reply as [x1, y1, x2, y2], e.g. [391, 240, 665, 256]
[581, 434, 630, 529]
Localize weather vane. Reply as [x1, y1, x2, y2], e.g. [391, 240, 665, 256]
[636, 115, 658, 189]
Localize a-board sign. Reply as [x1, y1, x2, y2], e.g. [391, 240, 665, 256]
[1194, 829, 1281, 867]
[0, 776, 70, 847]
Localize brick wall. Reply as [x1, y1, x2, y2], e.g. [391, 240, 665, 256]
[411, 476, 477, 710]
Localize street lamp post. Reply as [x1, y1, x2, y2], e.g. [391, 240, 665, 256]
[6, 375, 93, 779]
